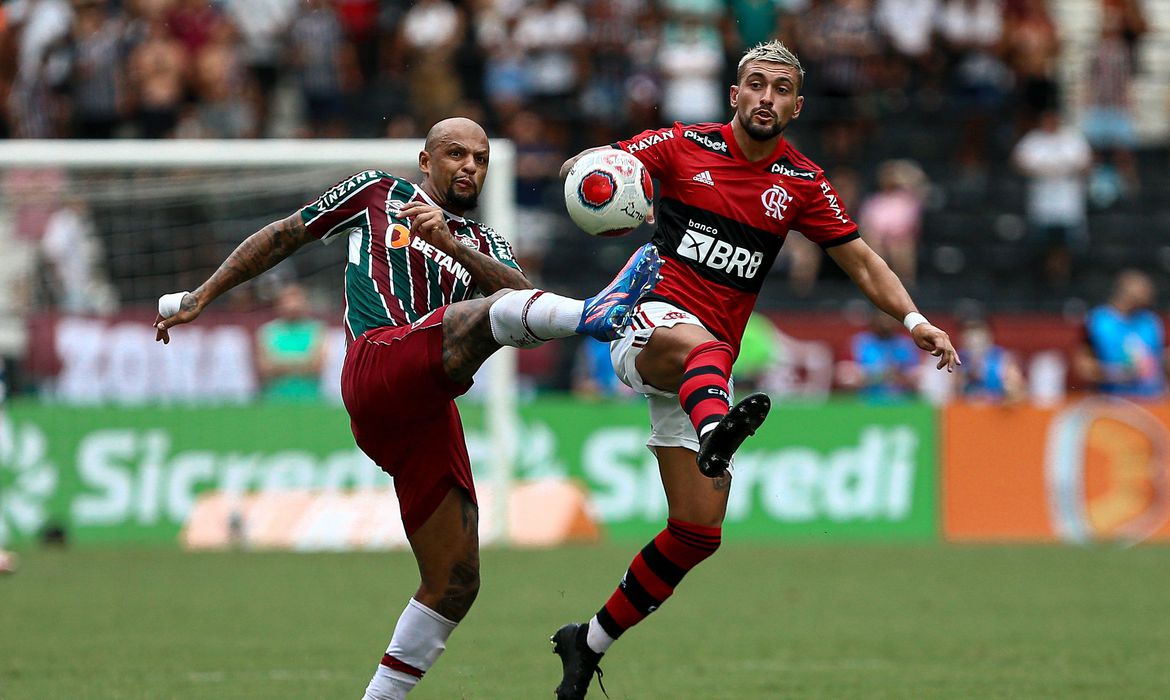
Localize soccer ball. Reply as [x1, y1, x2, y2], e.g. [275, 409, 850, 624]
[564, 149, 653, 237]
[0, 550, 17, 575]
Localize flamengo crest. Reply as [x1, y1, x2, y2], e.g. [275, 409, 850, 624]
[761, 184, 791, 221]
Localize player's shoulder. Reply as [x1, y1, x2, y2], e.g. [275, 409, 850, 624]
[766, 141, 825, 184]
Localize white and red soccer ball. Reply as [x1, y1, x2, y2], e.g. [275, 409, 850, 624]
[564, 149, 654, 237]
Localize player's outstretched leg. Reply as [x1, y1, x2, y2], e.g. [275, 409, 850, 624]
[696, 393, 772, 478]
[576, 243, 662, 341]
[439, 245, 662, 383]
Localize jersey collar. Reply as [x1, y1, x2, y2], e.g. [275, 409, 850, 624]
[721, 122, 788, 168]
[413, 184, 466, 223]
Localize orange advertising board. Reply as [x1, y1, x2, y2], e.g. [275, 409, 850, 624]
[943, 399, 1170, 543]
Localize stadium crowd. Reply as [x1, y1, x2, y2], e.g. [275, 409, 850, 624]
[1, 0, 1166, 404]
[0, 0, 1147, 155]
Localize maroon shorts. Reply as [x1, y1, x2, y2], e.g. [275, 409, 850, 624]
[340, 307, 475, 535]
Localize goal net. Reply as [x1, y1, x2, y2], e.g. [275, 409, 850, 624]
[0, 139, 519, 545]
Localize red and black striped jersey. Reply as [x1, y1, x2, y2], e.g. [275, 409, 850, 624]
[614, 121, 858, 353]
[299, 170, 520, 342]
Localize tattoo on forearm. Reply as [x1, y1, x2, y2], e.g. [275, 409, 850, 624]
[195, 215, 312, 303]
[449, 245, 532, 295]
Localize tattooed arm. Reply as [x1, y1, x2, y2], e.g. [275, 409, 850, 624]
[399, 201, 532, 294]
[155, 213, 314, 343]
[443, 239, 533, 294]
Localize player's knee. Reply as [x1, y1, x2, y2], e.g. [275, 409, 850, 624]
[484, 288, 515, 304]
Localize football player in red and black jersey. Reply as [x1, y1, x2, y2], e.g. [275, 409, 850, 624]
[550, 41, 960, 698]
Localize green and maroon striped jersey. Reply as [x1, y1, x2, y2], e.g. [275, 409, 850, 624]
[299, 170, 521, 341]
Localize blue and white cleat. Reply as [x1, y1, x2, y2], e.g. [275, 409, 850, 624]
[576, 243, 663, 342]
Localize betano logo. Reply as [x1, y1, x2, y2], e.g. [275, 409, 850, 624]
[0, 416, 57, 546]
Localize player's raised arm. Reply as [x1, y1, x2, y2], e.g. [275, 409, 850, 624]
[826, 237, 961, 371]
[154, 212, 314, 343]
[399, 201, 532, 295]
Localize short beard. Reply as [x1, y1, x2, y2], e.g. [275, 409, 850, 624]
[738, 111, 785, 141]
[446, 184, 479, 212]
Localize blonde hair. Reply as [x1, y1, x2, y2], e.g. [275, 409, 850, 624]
[736, 40, 805, 90]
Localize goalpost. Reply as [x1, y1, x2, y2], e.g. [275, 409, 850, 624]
[0, 139, 519, 545]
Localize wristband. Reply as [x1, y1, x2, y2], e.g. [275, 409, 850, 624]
[903, 312, 929, 333]
[158, 291, 190, 319]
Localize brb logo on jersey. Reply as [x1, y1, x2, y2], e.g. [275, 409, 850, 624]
[761, 184, 791, 222]
[677, 219, 764, 280]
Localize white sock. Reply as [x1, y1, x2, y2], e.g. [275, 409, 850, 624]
[362, 598, 458, 700]
[489, 290, 584, 348]
[586, 616, 616, 654]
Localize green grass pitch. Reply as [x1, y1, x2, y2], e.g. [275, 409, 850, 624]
[2, 543, 1168, 699]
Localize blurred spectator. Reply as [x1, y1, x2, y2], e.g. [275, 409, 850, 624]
[39, 199, 117, 314]
[401, 0, 463, 129]
[571, 337, 627, 399]
[799, 0, 879, 160]
[874, 0, 936, 63]
[6, 0, 74, 138]
[478, 8, 527, 117]
[66, 0, 124, 139]
[734, 312, 784, 394]
[1081, 6, 1140, 206]
[657, 13, 725, 124]
[505, 110, 564, 279]
[618, 6, 664, 135]
[179, 19, 257, 138]
[937, 0, 1011, 172]
[578, 0, 639, 128]
[222, 0, 296, 137]
[1011, 109, 1091, 291]
[731, 0, 792, 50]
[513, 0, 586, 118]
[1101, 0, 1147, 68]
[957, 317, 1026, 402]
[839, 311, 919, 401]
[128, 17, 186, 138]
[289, 0, 351, 138]
[857, 159, 927, 286]
[1075, 270, 1167, 399]
[1003, 0, 1060, 131]
[166, 0, 220, 58]
[255, 283, 326, 402]
[334, 0, 379, 82]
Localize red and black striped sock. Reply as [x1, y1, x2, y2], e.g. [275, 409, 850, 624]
[678, 340, 734, 439]
[592, 518, 721, 646]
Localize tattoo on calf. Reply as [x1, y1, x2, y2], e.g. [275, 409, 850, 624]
[437, 554, 481, 621]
